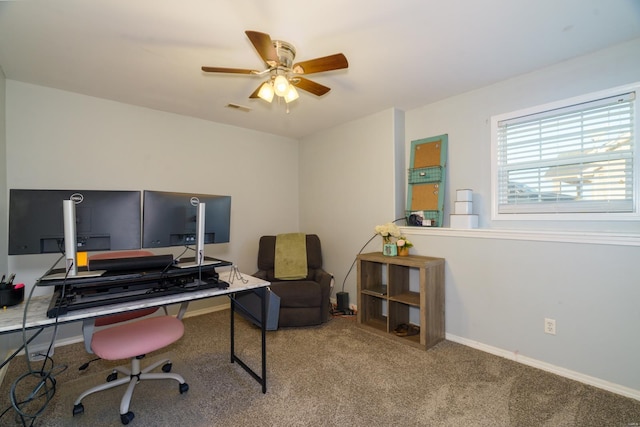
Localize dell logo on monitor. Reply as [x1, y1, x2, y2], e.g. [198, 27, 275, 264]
[190, 197, 200, 206]
[70, 193, 84, 204]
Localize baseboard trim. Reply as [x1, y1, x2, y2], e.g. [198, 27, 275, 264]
[446, 333, 640, 402]
[181, 302, 230, 319]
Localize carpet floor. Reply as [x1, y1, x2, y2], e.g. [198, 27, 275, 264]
[1, 309, 639, 426]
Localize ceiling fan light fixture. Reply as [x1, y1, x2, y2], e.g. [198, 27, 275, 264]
[202, 30, 349, 106]
[284, 85, 299, 103]
[257, 82, 275, 102]
[273, 75, 290, 97]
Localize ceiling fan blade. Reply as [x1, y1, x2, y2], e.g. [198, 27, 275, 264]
[245, 30, 278, 67]
[201, 66, 258, 74]
[292, 53, 348, 75]
[292, 77, 331, 96]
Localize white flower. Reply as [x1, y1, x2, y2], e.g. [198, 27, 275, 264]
[374, 222, 401, 239]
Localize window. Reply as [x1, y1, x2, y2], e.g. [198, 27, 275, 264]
[491, 83, 638, 220]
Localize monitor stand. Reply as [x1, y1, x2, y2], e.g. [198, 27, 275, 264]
[174, 202, 217, 269]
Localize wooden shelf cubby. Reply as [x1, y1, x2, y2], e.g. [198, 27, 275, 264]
[356, 252, 445, 350]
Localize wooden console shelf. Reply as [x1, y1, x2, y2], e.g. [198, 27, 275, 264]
[356, 252, 444, 350]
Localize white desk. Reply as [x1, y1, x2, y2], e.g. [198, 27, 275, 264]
[0, 274, 270, 392]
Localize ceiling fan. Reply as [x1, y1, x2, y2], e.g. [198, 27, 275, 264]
[201, 30, 348, 104]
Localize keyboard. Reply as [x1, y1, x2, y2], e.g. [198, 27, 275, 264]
[47, 278, 231, 318]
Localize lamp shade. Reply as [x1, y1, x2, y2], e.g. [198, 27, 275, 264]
[257, 82, 274, 102]
[284, 85, 299, 103]
[273, 75, 289, 97]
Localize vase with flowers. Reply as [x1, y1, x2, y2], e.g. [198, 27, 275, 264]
[374, 222, 401, 256]
[396, 236, 413, 256]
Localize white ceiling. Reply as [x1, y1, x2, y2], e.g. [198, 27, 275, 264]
[1, 0, 639, 139]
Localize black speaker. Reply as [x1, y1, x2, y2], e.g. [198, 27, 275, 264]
[88, 254, 174, 272]
[336, 292, 349, 312]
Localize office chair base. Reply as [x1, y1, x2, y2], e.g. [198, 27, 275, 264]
[121, 411, 135, 425]
[72, 357, 188, 425]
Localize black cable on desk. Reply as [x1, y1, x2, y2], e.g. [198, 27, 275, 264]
[161, 246, 190, 275]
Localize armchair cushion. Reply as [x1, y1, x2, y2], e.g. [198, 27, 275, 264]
[269, 281, 323, 307]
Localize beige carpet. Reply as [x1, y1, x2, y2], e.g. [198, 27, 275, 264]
[1, 309, 640, 426]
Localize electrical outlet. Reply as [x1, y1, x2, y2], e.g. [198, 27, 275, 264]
[544, 318, 556, 335]
[29, 351, 47, 362]
[27, 346, 54, 362]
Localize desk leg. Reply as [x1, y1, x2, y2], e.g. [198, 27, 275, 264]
[230, 293, 235, 364]
[260, 286, 266, 393]
[228, 288, 267, 394]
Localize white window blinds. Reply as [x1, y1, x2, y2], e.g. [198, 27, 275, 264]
[496, 90, 636, 215]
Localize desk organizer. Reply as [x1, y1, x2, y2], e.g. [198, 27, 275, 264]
[0, 284, 24, 307]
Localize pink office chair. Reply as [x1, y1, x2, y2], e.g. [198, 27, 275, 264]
[72, 251, 189, 425]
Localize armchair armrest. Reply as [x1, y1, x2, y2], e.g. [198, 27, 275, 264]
[314, 269, 333, 289]
[314, 269, 334, 322]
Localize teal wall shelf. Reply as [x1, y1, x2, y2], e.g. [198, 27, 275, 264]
[406, 134, 448, 227]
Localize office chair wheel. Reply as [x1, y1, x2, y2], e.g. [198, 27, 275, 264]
[121, 411, 134, 425]
[179, 382, 189, 394]
[72, 403, 84, 416]
[107, 371, 118, 382]
[162, 362, 172, 372]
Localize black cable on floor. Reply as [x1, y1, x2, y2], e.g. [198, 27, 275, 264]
[337, 217, 407, 296]
[0, 256, 70, 426]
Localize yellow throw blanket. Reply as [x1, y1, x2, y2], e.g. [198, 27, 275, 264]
[274, 233, 307, 280]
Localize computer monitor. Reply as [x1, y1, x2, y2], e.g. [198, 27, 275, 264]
[142, 190, 231, 249]
[8, 189, 142, 255]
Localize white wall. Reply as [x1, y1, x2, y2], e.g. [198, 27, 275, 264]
[402, 37, 640, 396]
[406, 37, 640, 233]
[405, 231, 640, 396]
[0, 69, 6, 275]
[3, 81, 300, 350]
[299, 108, 404, 302]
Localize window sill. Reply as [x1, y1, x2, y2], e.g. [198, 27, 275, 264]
[399, 226, 640, 247]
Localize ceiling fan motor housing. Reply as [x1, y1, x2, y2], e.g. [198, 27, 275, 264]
[273, 40, 296, 70]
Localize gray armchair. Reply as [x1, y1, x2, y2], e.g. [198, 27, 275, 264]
[253, 234, 332, 327]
